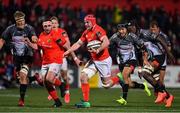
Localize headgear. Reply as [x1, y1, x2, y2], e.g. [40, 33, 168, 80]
[84, 14, 96, 26]
[117, 23, 128, 29]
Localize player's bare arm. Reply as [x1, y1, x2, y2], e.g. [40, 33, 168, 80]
[22, 37, 38, 50]
[66, 38, 81, 64]
[63, 40, 84, 57]
[0, 38, 5, 50]
[96, 35, 110, 54]
[31, 36, 38, 43]
[62, 41, 81, 65]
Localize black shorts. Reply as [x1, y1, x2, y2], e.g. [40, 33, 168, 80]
[118, 60, 137, 73]
[152, 54, 166, 70]
[13, 56, 33, 72]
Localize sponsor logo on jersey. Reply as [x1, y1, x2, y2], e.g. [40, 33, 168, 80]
[47, 39, 51, 43]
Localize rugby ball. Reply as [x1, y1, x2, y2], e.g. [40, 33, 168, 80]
[87, 40, 101, 50]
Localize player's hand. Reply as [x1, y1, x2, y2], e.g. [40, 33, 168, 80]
[22, 38, 31, 44]
[31, 36, 38, 43]
[73, 57, 82, 66]
[143, 60, 150, 66]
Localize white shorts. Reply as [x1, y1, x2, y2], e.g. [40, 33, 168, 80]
[82, 56, 112, 78]
[61, 58, 68, 71]
[41, 63, 62, 77]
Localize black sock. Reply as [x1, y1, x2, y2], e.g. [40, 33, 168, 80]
[59, 82, 66, 97]
[122, 84, 129, 100]
[55, 98, 61, 103]
[54, 98, 62, 106]
[20, 84, 27, 101]
[154, 83, 164, 93]
[119, 81, 124, 87]
[154, 88, 158, 94]
[132, 81, 145, 89]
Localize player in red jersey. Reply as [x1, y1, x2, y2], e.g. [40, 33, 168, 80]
[46, 16, 81, 103]
[64, 14, 121, 108]
[24, 19, 78, 107]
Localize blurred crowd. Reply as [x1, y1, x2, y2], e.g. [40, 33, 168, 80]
[0, 0, 180, 88]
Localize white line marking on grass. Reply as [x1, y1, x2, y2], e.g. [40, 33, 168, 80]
[0, 94, 19, 97]
[0, 94, 28, 97]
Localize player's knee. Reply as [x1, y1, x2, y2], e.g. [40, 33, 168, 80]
[122, 69, 131, 83]
[20, 64, 29, 75]
[122, 73, 129, 84]
[61, 72, 68, 80]
[19, 64, 29, 83]
[45, 77, 51, 83]
[45, 72, 55, 83]
[45, 77, 53, 83]
[80, 72, 88, 83]
[19, 72, 28, 83]
[61, 70, 68, 78]
[19, 70, 27, 78]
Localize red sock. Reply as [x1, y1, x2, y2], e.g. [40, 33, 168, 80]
[49, 90, 58, 100]
[53, 78, 61, 86]
[81, 83, 89, 102]
[66, 84, 70, 90]
[111, 76, 120, 85]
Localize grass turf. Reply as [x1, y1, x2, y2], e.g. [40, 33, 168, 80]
[0, 88, 179, 112]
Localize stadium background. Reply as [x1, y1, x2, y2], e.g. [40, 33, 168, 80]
[0, 0, 180, 88]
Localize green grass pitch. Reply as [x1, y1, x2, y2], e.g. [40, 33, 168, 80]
[0, 88, 179, 112]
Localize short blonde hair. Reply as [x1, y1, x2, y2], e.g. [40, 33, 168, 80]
[14, 11, 25, 21]
[50, 16, 58, 21]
